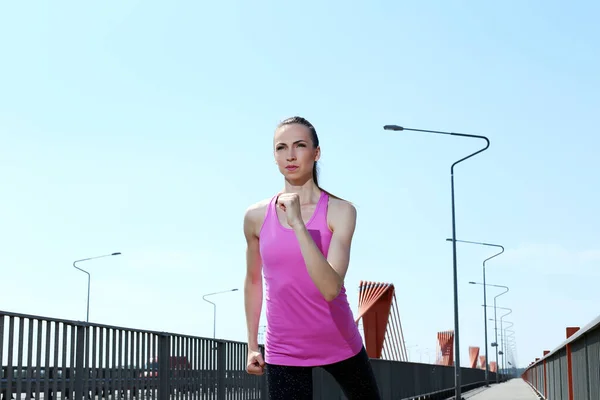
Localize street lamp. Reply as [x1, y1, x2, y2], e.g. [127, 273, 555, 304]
[202, 289, 238, 338]
[504, 330, 516, 375]
[482, 305, 511, 377]
[489, 318, 514, 377]
[385, 124, 490, 400]
[500, 309, 513, 372]
[449, 238, 504, 386]
[501, 321, 514, 374]
[468, 279, 508, 383]
[73, 252, 122, 322]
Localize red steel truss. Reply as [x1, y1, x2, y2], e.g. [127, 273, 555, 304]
[355, 281, 408, 361]
[469, 346, 480, 369]
[479, 355, 487, 370]
[436, 330, 454, 366]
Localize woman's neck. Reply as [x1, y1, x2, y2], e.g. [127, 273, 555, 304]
[282, 179, 321, 205]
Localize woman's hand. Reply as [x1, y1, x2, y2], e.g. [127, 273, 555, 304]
[246, 348, 265, 375]
[276, 193, 304, 229]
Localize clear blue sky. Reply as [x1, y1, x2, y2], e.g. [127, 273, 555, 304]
[1, 0, 598, 369]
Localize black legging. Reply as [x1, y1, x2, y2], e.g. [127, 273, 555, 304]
[265, 347, 381, 400]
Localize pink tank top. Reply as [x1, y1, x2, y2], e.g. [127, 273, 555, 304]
[259, 191, 363, 366]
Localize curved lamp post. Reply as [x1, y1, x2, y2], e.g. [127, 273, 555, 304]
[385, 124, 490, 400]
[73, 252, 122, 322]
[202, 289, 238, 338]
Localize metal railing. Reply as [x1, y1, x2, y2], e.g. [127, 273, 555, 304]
[521, 314, 600, 400]
[314, 359, 501, 399]
[1, 310, 499, 400]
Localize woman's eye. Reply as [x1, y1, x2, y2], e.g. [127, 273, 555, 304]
[297, 143, 306, 147]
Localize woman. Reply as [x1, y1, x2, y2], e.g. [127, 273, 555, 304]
[243, 116, 381, 399]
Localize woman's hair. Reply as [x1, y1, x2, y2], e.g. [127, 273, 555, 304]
[276, 116, 321, 187]
[276, 116, 346, 202]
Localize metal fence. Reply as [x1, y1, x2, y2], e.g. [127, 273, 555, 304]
[522, 314, 600, 400]
[313, 359, 500, 399]
[2, 310, 498, 400]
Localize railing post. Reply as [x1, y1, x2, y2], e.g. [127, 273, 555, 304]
[565, 327, 580, 400]
[158, 334, 170, 400]
[6, 316, 15, 400]
[217, 341, 226, 400]
[534, 359, 540, 392]
[74, 324, 86, 400]
[543, 350, 550, 398]
[584, 333, 591, 400]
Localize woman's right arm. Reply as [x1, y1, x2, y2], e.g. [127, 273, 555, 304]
[243, 205, 263, 351]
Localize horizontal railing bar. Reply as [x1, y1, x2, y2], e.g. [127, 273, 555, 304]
[0, 310, 247, 344]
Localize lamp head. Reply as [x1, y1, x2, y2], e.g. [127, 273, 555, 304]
[468, 281, 476, 285]
[112, 252, 122, 256]
[383, 125, 404, 131]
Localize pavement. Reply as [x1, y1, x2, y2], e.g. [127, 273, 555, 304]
[462, 379, 539, 400]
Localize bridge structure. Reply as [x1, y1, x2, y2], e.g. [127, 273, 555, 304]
[354, 281, 407, 361]
[521, 314, 600, 400]
[1, 280, 528, 400]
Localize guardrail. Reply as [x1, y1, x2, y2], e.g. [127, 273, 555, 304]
[1, 310, 499, 399]
[521, 314, 600, 400]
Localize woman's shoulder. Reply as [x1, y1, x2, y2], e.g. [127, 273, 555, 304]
[326, 192, 356, 215]
[243, 197, 273, 234]
[325, 192, 357, 230]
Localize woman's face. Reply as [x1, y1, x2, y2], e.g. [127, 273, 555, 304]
[273, 123, 320, 181]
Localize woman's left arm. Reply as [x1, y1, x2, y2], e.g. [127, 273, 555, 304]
[293, 201, 357, 301]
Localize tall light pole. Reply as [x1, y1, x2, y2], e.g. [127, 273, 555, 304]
[501, 320, 514, 374]
[488, 318, 513, 378]
[504, 329, 516, 375]
[448, 238, 504, 386]
[73, 252, 122, 322]
[469, 280, 508, 383]
[483, 305, 511, 378]
[492, 287, 509, 382]
[500, 308, 513, 375]
[385, 124, 490, 400]
[202, 289, 238, 338]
